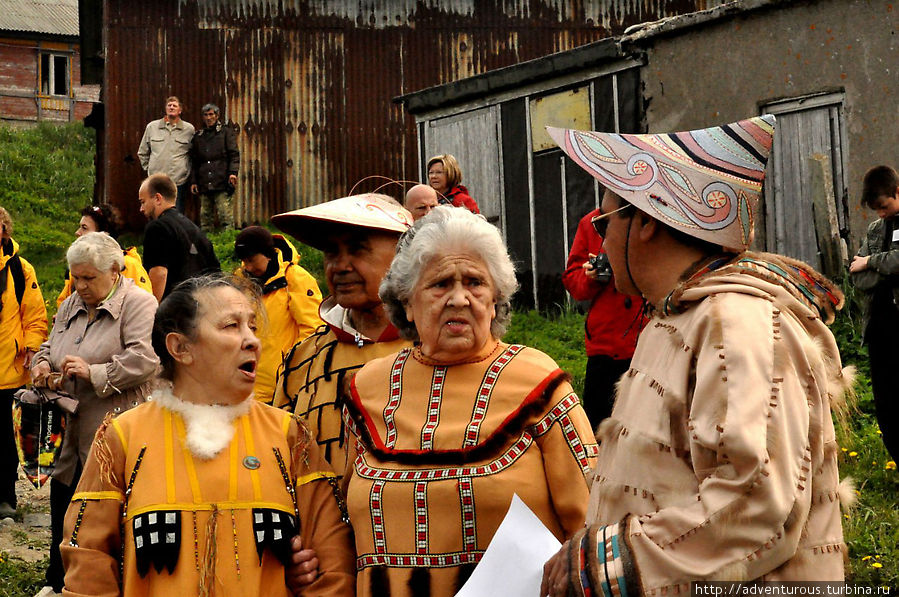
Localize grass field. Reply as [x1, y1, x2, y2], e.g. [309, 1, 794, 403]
[1, 123, 897, 592]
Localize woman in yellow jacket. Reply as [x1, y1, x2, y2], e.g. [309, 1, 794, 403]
[0, 207, 48, 517]
[56, 205, 153, 308]
[234, 227, 323, 404]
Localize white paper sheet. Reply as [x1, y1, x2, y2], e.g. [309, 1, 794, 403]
[454, 494, 562, 597]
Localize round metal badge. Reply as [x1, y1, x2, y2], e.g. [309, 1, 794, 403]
[243, 456, 261, 470]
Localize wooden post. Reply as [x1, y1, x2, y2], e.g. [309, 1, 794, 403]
[808, 153, 845, 280]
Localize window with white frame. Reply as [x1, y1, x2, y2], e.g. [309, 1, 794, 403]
[40, 53, 71, 97]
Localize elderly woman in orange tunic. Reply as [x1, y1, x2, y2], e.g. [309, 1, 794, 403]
[341, 206, 597, 596]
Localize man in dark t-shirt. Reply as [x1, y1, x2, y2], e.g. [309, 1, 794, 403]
[138, 173, 220, 301]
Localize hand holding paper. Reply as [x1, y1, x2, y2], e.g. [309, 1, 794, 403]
[454, 494, 562, 597]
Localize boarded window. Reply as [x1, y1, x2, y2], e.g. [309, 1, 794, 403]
[414, 65, 641, 309]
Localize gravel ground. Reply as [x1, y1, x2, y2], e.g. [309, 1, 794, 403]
[0, 471, 52, 565]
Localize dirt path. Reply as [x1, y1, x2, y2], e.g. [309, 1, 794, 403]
[0, 473, 52, 565]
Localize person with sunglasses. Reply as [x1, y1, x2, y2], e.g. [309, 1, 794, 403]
[562, 202, 643, 429]
[543, 116, 852, 592]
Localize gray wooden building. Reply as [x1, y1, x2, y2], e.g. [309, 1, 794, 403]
[399, 0, 893, 308]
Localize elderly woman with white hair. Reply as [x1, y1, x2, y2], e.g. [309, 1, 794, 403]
[340, 206, 598, 596]
[31, 231, 159, 594]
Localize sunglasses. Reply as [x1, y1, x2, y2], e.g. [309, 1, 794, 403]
[591, 203, 633, 237]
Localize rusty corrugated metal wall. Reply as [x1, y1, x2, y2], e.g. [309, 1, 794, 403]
[103, 0, 727, 228]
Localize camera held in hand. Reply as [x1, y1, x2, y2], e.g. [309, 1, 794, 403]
[588, 253, 613, 284]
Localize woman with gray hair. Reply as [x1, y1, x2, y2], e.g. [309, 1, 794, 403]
[31, 231, 159, 595]
[341, 206, 597, 596]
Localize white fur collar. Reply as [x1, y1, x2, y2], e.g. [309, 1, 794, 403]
[151, 386, 252, 460]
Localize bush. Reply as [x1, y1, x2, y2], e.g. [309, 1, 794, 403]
[0, 122, 96, 315]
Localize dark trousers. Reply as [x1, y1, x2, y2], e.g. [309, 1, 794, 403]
[47, 469, 80, 591]
[175, 182, 191, 213]
[867, 309, 899, 461]
[0, 387, 21, 507]
[582, 355, 632, 430]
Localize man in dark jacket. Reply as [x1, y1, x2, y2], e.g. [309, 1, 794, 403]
[849, 165, 899, 460]
[190, 103, 240, 230]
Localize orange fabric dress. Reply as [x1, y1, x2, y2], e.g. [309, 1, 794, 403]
[273, 299, 411, 478]
[61, 395, 355, 597]
[343, 342, 597, 596]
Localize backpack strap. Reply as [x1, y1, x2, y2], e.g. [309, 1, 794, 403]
[0, 254, 25, 312]
[10, 255, 25, 305]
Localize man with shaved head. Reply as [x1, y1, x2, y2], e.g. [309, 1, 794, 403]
[404, 184, 438, 221]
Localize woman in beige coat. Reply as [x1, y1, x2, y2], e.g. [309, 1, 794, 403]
[31, 231, 159, 594]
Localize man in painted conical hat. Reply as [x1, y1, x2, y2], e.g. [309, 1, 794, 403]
[270, 194, 413, 480]
[541, 116, 853, 592]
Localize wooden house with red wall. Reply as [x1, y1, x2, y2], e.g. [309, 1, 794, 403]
[0, 0, 98, 124]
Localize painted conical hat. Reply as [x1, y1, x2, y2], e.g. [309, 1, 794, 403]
[547, 115, 775, 250]
[271, 194, 412, 250]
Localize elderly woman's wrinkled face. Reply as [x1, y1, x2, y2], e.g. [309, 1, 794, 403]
[405, 252, 496, 362]
[70, 262, 118, 308]
[323, 231, 397, 312]
[182, 286, 260, 405]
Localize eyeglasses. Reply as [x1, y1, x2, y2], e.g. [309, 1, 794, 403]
[591, 204, 633, 237]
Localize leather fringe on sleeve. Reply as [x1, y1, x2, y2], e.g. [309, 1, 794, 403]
[92, 413, 119, 488]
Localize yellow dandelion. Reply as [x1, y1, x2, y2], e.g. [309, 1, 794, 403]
[862, 555, 872, 561]
[886, 461, 896, 470]
[877, 429, 883, 435]
[849, 451, 858, 457]
[872, 562, 883, 569]
[842, 447, 848, 452]
[873, 461, 878, 465]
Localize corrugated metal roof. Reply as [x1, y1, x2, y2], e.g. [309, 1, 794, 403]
[0, 0, 78, 37]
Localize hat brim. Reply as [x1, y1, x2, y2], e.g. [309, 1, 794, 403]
[271, 195, 412, 250]
[271, 213, 403, 251]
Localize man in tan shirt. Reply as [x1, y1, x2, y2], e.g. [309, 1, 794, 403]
[138, 96, 195, 212]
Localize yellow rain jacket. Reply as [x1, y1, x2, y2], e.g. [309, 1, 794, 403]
[0, 238, 48, 389]
[237, 246, 323, 404]
[57, 246, 153, 308]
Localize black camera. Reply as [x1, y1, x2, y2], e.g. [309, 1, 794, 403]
[588, 253, 613, 284]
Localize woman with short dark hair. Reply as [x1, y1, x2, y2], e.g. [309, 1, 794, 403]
[56, 204, 153, 308]
[61, 274, 354, 596]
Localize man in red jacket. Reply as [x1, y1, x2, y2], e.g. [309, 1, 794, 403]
[563, 206, 643, 429]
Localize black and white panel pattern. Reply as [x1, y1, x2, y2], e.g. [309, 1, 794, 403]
[133, 510, 181, 577]
[252, 509, 297, 566]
